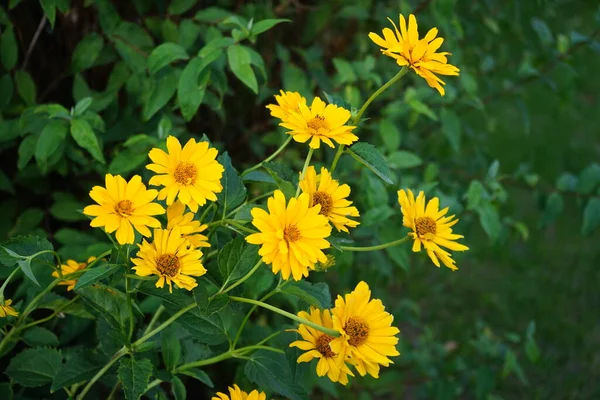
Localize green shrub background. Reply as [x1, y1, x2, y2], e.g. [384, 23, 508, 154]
[0, 0, 599, 398]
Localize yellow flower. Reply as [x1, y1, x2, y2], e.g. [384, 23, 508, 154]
[83, 174, 165, 245]
[246, 190, 331, 281]
[167, 201, 210, 248]
[330, 281, 400, 379]
[299, 166, 360, 233]
[290, 306, 354, 385]
[266, 90, 306, 121]
[211, 384, 266, 400]
[279, 97, 358, 149]
[132, 228, 206, 292]
[369, 14, 460, 96]
[52, 256, 97, 291]
[0, 299, 19, 318]
[398, 189, 469, 271]
[147, 136, 224, 213]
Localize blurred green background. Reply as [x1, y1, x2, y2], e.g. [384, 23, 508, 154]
[0, 0, 599, 398]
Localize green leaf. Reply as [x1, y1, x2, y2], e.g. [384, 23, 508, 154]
[168, 0, 197, 16]
[38, 294, 94, 319]
[387, 150, 423, 169]
[542, 192, 563, 227]
[72, 33, 104, 72]
[0, 168, 15, 194]
[74, 263, 122, 290]
[118, 357, 153, 400]
[440, 108, 461, 152]
[524, 336, 540, 363]
[281, 281, 332, 308]
[227, 44, 258, 93]
[195, 7, 235, 23]
[15, 70, 36, 106]
[18, 134, 37, 170]
[251, 18, 290, 35]
[51, 349, 107, 392]
[582, 197, 600, 235]
[347, 142, 394, 184]
[502, 350, 528, 385]
[531, 17, 553, 46]
[0, 383, 13, 400]
[378, 119, 401, 152]
[77, 285, 129, 345]
[178, 368, 214, 387]
[161, 327, 181, 372]
[217, 237, 258, 284]
[114, 39, 146, 73]
[40, 0, 57, 27]
[0, 73, 14, 110]
[148, 43, 189, 75]
[143, 68, 178, 120]
[0, 236, 54, 285]
[177, 55, 217, 121]
[262, 162, 296, 198]
[6, 348, 62, 387]
[74, 97, 93, 115]
[22, 327, 59, 347]
[70, 118, 105, 163]
[35, 120, 68, 165]
[171, 376, 186, 400]
[477, 203, 502, 241]
[244, 350, 307, 400]
[1, 27, 18, 70]
[216, 152, 247, 214]
[577, 163, 600, 195]
[193, 284, 230, 316]
[50, 193, 86, 222]
[109, 149, 149, 175]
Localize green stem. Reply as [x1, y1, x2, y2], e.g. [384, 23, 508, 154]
[76, 346, 128, 400]
[230, 296, 340, 337]
[254, 330, 281, 347]
[0, 268, 20, 299]
[241, 136, 293, 177]
[174, 344, 282, 373]
[146, 379, 162, 392]
[143, 305, 165, 335]
[133, 303, 197, 348]
[125, 274, 156, 281]
[125, 276, 134, 340]
[296, 147, 315, 196]
[236, 344, 284, 355]
[226, 220, 257, 235]
[330, 67, 408, 173]
[217, 260, 263, 299]
[20, 295, 80, 331]
[340, 235, 411, 252]
[199, 203, 216, 224]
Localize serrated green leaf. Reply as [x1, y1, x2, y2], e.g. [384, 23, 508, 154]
[281, 281, 332, 308]
[70, 118, 105, 163]
[216, 152, 247, 215]
[77, 285, 129, 345]
[6, 348, 62, 387]
[74, 263, 122, 290]
[244, 350, 307, 400]
[347, 142, 394, 184]
[217, 238, 258, 284]
[118, 357, 153, 400]
[193, 284, 230, 316]
[148, 43, 189, 75]
[1, 27, 18, 70]
[51, 349, 107, 392]
[0, 236, 54, 285]
[161, 327, 181, 372]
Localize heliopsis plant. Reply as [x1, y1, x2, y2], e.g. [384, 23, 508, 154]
[167, 200, 210, 248]
[52, 256, 97, 291]
[266, 90, 306, 121]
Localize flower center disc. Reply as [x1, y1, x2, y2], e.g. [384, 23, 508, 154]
[156, 253, 180, 277]
[415, 216, 437, 236]
[345, 317, 370, 346]
[283, 225, 301, 243]
[114, 200, 134, 217]
[312, 191, 333, 216]
[174, 162, 197, 185]
[316, 334, 335, 358]
[307, 115, 329, 135]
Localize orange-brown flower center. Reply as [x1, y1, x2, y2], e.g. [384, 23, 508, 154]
[312, 191, 333, 216]
[156, 253, 180, 277]
[307, 115, 329, 134]
[114, 200, 134, 217]
[174, 162, 197, 185]
[345, 317, 369, 346]
[316, 334, 336, 358]
[415, 216, 437, 236]
[283, 225, 301, 243]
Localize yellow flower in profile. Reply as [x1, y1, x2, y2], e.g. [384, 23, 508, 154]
[167, 201, 210, 248]
[147, 136, 224, 213]
[279, 97, 358, 149]
[245, 190, 331, 281]
[290, 307, 354, 385]
[0, 299, 18, 318]
[83, 174, 165, 245]
[369, 14, 460, 96]
[299, 166, 360, 233]
[330, 281, 400, 379]
[398, 189, 469, 271]
[132, 228, 206, 292]
[266, 90, 306, 121]
[211, 384, 266, 400]
[52, 256, 97, 291]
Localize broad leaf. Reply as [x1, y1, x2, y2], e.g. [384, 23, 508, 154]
[217, 238, 258, 285]
[0, 27, 18, 70]
[216, 152, 247, 215]
[148, 43, 189, 75]
[177, 54, 219, 121]
[0, 236, 54, 285]
[178, 368, 214, 387]
[143, 68, 178, 120]
[244, 350, 307, 400]
[35, 120, 68, 165]
[74, 263, 122, 290]
[51, 349, 107, 392]
[22, 327, 59, 347]
[6, 348, 62, 388]
[161, 327, 181, 372]
[251, 18, 290, 35]
[227, 44, 258, 93]
[70, 118, 105, 163]
[72, 33, 104, 72]
[582, 197, 600, 235]
[281, 280, 332, 309]
[347, 142, 394, 184]
[118, 357, 153, 400]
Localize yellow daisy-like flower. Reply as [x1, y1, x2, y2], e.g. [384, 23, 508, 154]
[211, 385, 266, 400]
[147, 136, 224, 213]
[266, 90, 306, 121]
[131, 228, 206, 292]
[52, 256, 97, 291]
[369, 14, 460, 96]
[167, 201, 210, 248]
[330, 281, 400, 379]
[83, 174, 165, 245]
[299, 166, 360, 233]
[398, 189, 469, 271]
[0, 299, 19, 318]
[290, 306, 354, 385]
[279, 97, 358, 149]
[245, 190, 331, 281]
